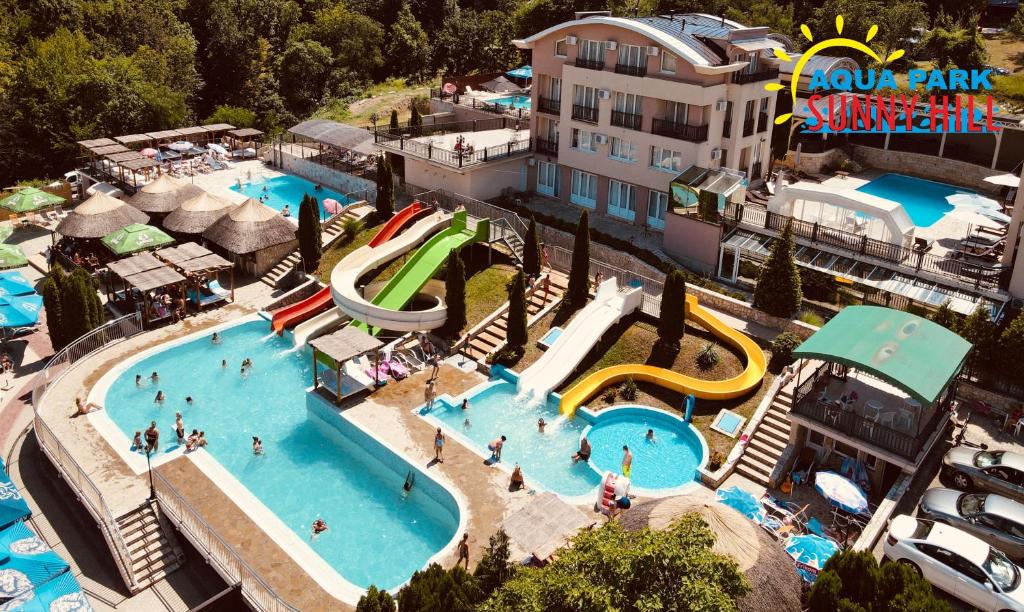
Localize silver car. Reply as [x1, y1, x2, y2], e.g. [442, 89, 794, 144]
[919, 488, 1024, 561]
[943, 448, 1024, 503]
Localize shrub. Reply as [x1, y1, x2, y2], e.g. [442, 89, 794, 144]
[1010, 6, 1024, 36]
[342, 217, 364, 241]
[808, 550, 951, 611]
[356, 586, 395, 612]
[696, 342, 720, 371]
[621, 377, 638, 401]
[397, 563, 481, 612]
[603, 387, 617, 403]
[488, 346, 523, 366]
[474, 529, 513, 597]
[708, 450, 725, 471]
[389, 109, 399, 129]
[930, 300, 958, 330]
[798, 311, 823, 327]
[770, 332, 802, 368]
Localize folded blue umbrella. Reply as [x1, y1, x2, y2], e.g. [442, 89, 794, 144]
[0, 293, 42, 328]
[0, 522, 70, 598]
[0, 457, 30, 530]
[1, 570, 93, 611]
[716, 485, 764, 523]
[0, 271, 35, 297]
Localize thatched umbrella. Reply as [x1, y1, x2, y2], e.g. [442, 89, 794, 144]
[202, 198, 296, 255]
[620, 492, 803, 612]
[162, 191, 236, 235]
[55, 192, 149, 239]
[128, 174, 204, 213]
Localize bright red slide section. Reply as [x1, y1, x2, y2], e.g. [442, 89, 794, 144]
[271, 286, 333, 334]
[368, 201, 429, 248]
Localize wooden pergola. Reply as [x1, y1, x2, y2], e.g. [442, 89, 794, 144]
[155, 242, 235, 310]
[309, 327, 383, 405]
[106, 253, 186, 327]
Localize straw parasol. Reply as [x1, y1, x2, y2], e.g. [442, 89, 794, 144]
[619, 492, 803, 612]
[55, 192, 149, 239]
[162, 192, 236, 234]
[129, 174, 204, 213]
[203, 198, 296, 255]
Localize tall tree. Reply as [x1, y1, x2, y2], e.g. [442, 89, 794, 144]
[279, 39, 334, 116]
[753, 219, 802, 318]
[397, 563, 481, 612]
[410, 104, 422, 127]
[376, 154, 395, 218]
[389, 109, 400, 130]
[474, 529, 514, 598]
[298, 194, 323, 272]
[566, 211, 591, 308]
[931, 300, 958, 330]
[959, 305, 998, 378]
[999, 311, 1024, 390]
[386, 3, 431, 81]
[442, 250, 466, 338]
[356, 586, 396, 612]
[522, 216, 541, 277]
[657, 270, 687, 349]
[506, 270, 528, 350]
[40, 265, 66, 351]
[925, 25, 987, 70]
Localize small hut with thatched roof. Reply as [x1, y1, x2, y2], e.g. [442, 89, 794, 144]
[128, 174, 204, 215]
[162, 191, 236, 236]
[203, 198, 297, 276]
[619, 491, 803, 612]
[55, 192, 150, 239]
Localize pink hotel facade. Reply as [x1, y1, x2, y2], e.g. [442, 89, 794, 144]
[516, 12, 781, 230]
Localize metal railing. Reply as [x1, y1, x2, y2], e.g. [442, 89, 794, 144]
[611, 110, 643, 131]
[614, 63, 647, 77]
[153, 471, 299, 612]
[732, 68, 780, 84]
[651, 119, 709, 143]
[428, 89, 529, 119]
[537, 97, 561, 115]
[572, 104, 599, 123]
[575, 57, 605, 71]
[535, 138, 559, 156]
[377, 135, 531, 169]
[545, 245, 665, 317]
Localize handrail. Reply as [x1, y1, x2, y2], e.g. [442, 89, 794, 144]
[152, 471, 299, 612]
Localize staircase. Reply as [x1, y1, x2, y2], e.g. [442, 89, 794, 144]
[462, 272, 567, 362]
[117, 501, 186, 590]
[735, 384, 795, 487]
[260, 204, 371, 288]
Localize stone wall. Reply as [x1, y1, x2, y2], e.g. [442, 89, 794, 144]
[264, 277, 323, 311]
[785, 147, 846, 175]
[280, 150, 377, 198]
[687, 284, 818, 340]
[851, 145, 1001, 193]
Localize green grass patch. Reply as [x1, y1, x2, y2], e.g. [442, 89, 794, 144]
[992, 74, 1024, 104]
[464, 266, 516, 330]
[316, 222, 383, 281]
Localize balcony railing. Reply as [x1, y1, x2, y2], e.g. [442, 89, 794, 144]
[536, 138, 559, 155]
[374, 117, 532, 169]
[614, 63, 647, 77]
[572, 104, 599, 123]
[611, 110, 643, 131]
[758, 112, 769, 133]
[732, 68, 780, 84]
[575, 57, 605, 71]
[742, 118, 755, 137]
[537, 97, 561, 115]
[651, 119, 709, 143]
[428, 88, 528, 119]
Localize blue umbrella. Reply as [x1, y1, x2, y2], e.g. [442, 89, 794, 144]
[1, 571, 93, 611]
[785, 533, 840, 582]
[0, 271, 35, 297]
[716, 485, 764, 523]
[506, 65, 532, 79]
[0, 522, 70, 598]
[0, 293, 42, 328]
[0, 458, 30, 530]
[815, 471, 869, 515]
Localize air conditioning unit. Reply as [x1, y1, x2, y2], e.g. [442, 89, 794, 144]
[566, 36, 578, 45]
[715, 100, 728, 112]
[711, 148, 722, 160]
[597, 89, 611, 99]
[605, 40, 617, 51]
[594, 134, 608, 145]
[647, 46, 660, 56]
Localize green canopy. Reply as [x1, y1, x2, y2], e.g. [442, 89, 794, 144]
[101, 223, 174, 256]
[0, 226, 13, 243]
[0, 188, 63, 213]
[0, 244, 27, 269]
[792, 305, 972, 405]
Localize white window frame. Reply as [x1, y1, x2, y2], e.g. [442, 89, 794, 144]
[571, 128, 596, 153]
[573, 85, 598, 108]
[548, 76, 562, 101]
[579, 39, 604, 62]
[537, 161, 559, 197]
[666, 101, 689, 124]
[555, 39, 567, 58]
[647, 190, 668, 230]
[660, 52, 677, 74]
[607, 180, 637, 221]
[613, 92, 643, 115]
[618, 44, 644, 68]
[609, 137, 637, 163]
[570, 169, 597, 208]
[650, 146, 682, 173]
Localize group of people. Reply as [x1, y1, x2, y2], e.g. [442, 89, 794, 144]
[145, 288, 188, 323]
[56, 238, 101, 272]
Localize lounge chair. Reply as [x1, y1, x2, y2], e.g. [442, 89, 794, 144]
[387, 353, 409, 380]
[913, 237, 933, 252]
[790, 446, 818, 486]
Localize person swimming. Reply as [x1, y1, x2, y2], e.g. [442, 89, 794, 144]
[463, 418, 471, 430]
[311, 518, 328, 539]
[252, 436, 263, 455]
[403, 471, 415, 494]
[646, 428, 655, 442]
[154, 390, 165, 404]
[150, 371, 159, 383]
[537, 418, 546, 433]
[186, 396, 193, 406]
[135, 374, 142, 387]
[221, 359, 227, 369]
[211, 332, 221, 344]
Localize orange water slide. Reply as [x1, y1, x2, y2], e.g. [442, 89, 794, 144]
[271, 286, 334, 334]
[559, 294, 767, 417]
[368, 201, 429, 248]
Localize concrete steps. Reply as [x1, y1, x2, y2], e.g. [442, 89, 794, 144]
[461, 272, 567, 362]
[260, 205, 368, 288]
[735, 389, 794, 487]
[117, 501, 185, 591]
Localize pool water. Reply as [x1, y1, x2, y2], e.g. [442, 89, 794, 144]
[231, 175, 353, 216]
[102, 320, 457, 590]
[718, 411, 742, 434]
[855, 173, 976, 228]
[490, 95, 531, 110]
[538, 327, 563, 349]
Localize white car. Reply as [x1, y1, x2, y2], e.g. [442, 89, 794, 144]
[884, 514, 1024, 611]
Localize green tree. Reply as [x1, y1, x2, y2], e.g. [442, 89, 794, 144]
[376, 154, 395, 218]
[698, 189, 719, 223]
[386, 3, 431, 81]
[62, 268, 102, 342]
[434, 8, 520, 75]
[298, 194, 323, 272]
[753, 219, 802, 318]
[410, 104, 422, 127]
[397, 563, 482, 612]
[930, 300, 958, 330]
[877, 1, 927, 62]
[925, 25, 986, 70]
[566, 211, 591, 308]
[807, 0, 882, 52]
[506, 270, 528, 350]
[442, 250, 466, 338]
[808, 549, 950, 611]
[958, 305, 998, 378]
[356, 585, 396, 612]
[474, 529, 513, 597]
[724, 0, 793, 38]
[279, 39, 333, 116]
[657, 270, 687, 348]
[204, 105, 257, 128]
[1011, 6, 1024, 37]
[389, 109, 400, 130]
[522, 216, 541, 277]
[481, 517, 749, 611]
[770, 331, 803, 368]
[999, 311, 1024, 384]
[289, 2, 384, 82]
[41, 265, 67, 351]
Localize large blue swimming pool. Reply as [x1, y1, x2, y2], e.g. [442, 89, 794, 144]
[231, 175, 353, 216]
[855, 173, 976, 228]
[101, 320, 458, 590]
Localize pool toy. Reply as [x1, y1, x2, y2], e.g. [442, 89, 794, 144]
[559, 294, 767, 417]
[595, 471, 630, 514]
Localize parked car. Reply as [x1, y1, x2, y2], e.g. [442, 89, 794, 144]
[884, 514, 1024, 611]
[919, 489, 1024, 561]
[944, 448, 1024, 502]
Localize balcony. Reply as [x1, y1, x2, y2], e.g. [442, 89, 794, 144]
[611, 110, 643, 131]
[373, 118, 532, 169]
[537, 97, 561, 115]
[731, 68, 780, 85]
[757, 113, 769, 133]
[535, 138, 559, 156]
[575, 57, 605, 71]
[572, 104, 599, 123]
[742, 118, 755, 137]
[651, 119, 709, 143]
[614, 63, 647, 77]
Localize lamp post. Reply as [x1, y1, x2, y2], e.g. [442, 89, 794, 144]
[145, 447, 156, 500]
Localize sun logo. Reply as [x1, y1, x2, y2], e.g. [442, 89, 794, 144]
[765, 15, 905, 125]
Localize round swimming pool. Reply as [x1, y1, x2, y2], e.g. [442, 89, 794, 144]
[584, 406, 708, 491]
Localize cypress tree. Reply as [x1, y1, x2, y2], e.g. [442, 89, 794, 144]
[959, 305, 998, 378]
[522, 216, 541, 277]
[443, 250, 466, 338]
[753, 219, 802, 318]
[474, 529, 513, 597]
[410, 105, 422, 127]
[657, 270, 687, 348]
[506, 271, 528, 349]
[566, 210, 591, 307]
[389, 109, 399, 130]
[376, 154, 395, 218]
[298, 194, 323, 271]
[356, 586, 395, 612]
[999, 311, 1024, 386]
[62, 270, 93, 342]
[931, 300, 958, 330]
[41, 265, 66, 351]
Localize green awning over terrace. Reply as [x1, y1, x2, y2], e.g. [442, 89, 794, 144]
[792, 306, 972, 406]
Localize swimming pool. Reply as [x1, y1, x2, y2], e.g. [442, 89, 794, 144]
[98, 319, 459, 592]
[490, 95, 531, 110]
[855, 173, 976, 228]
[231, 175, 353, 216]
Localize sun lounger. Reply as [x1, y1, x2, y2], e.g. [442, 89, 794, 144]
[388, 355, 409, 380]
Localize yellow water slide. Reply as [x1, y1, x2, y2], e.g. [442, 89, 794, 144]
[559, 294, 767, 418]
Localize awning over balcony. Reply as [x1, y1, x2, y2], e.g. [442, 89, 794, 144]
[793, 306, 971, 405]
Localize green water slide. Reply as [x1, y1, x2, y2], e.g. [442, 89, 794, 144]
[354, 211, 489, 334]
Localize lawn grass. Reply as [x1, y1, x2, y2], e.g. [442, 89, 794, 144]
[464, 265, 516, 330]
[315, 220, 383, 282]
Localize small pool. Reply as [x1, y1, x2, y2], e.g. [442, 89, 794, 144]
[855, 173, 976, 228]
[490, 95, 531, 110]
[231, 175, 353, 216]
[538, 327, 563, 349]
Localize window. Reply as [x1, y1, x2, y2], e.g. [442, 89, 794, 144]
[660, 52, 676, 73]
[807, 430, 825, 448]
[570, 169, 597, 208]
[607, 180, 636, 221]
[618, 44, 644, 67]
[571, 128, 596, 152]
[832, 439, 859, 460]
[574, 85, 598, 108]
[609, 137, 637, 162]
[734, 51, 759, 73]
[647, 190, 668, 229]
[665, 101, 689, 124]
[555, 39, 567, 57]
[650, 146, 682, 172]
[548, 77, 562, 101]
[579, 39, 604, 61]
[614, 92, 643, 115]
[537, 161, 559, 197]
[744, 100, 756, 121]
[760, 96, 771, 114]
[541, 118, 559, 142]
